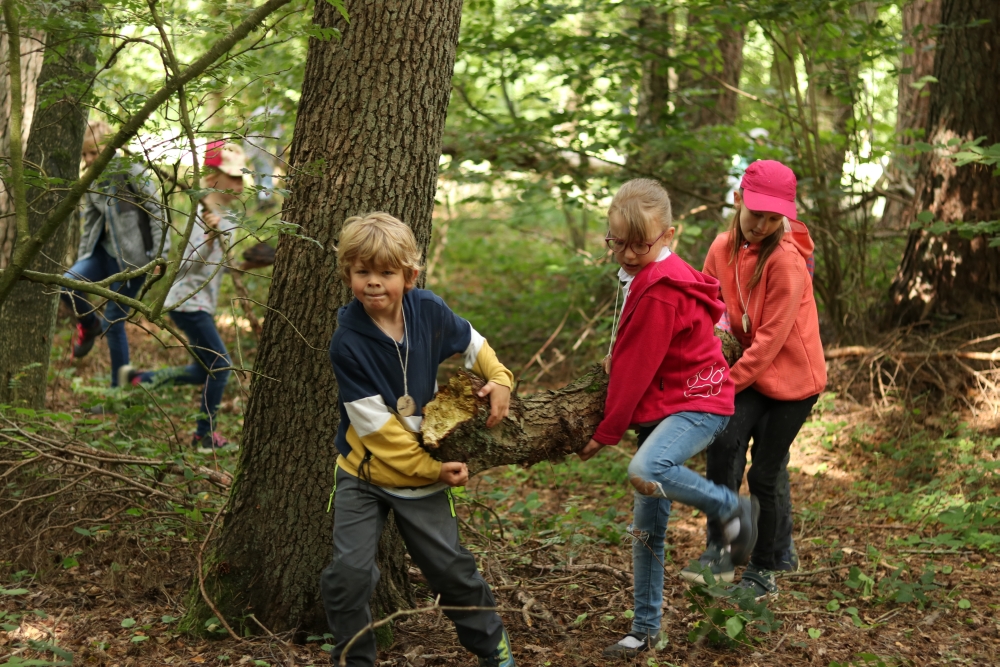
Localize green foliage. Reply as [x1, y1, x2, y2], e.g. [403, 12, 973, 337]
[684, 577, 780, 647]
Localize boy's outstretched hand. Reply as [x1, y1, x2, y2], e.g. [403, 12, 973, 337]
[477, 382, 511, 428]
[438, 461, 469, 487]
[578, 438, 605, 461]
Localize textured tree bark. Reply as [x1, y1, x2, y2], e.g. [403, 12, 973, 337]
[888, 0, 1000, 324]
[197, 0, 464, 637]
[0, 28, 44, 269]
[0, 25, 95, 407]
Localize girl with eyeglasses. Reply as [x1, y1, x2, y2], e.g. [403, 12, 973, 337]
[578, 178, 757, 659]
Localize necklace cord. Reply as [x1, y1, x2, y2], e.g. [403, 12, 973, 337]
[370, 307, 409, 400]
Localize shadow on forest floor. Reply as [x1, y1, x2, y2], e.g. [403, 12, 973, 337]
[2, 320, 1000, 667]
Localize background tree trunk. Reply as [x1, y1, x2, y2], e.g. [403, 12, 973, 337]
[196, 0, 465, 637]
[879, 0, 941, 231]
[0, 22, 95, 407]
[888, 0, 1000, 324]
[628, 5, 672, 175]
[0, 28, 44, 268]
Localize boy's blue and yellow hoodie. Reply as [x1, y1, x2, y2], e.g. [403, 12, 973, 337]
[330, 288, 513, 491]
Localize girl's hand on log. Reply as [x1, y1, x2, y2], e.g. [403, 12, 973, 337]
[478, 382, 511, 428]
[578, 438, 605, 462]
[439, 461, 469, 487]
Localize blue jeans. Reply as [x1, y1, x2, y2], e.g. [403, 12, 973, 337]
[61, 244, 140, 387]
[628, 411, 732, 635]
[136, 310, 231, 437]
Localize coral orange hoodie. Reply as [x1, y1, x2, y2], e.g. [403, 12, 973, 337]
[703, 220, 827, 400]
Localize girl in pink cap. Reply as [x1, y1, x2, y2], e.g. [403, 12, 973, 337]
[680, 159, 827, 599]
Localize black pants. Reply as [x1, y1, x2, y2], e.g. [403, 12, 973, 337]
[320, 469, 503, 666]
[706, 388, 818, 570]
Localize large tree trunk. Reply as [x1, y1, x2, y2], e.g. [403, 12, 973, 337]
[0, 22, 95, 407]
[195, 0, 464, 637]
[0, 28, 44, 268]
[888, 0, 1000, 324]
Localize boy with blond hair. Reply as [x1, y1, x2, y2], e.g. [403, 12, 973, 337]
[321, 212, 516, 667]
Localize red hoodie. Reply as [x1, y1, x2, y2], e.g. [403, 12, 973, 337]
[593, 254, 735, 446]
[702, 220, 827, 400]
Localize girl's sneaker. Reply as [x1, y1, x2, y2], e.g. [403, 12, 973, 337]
[192, 432, 229, 453]
[733, 564, 778, 601]
[601, 631, 661, 658]
[680, 544, 735, 584]
[478, 627, 515, 667]
[723, 495, 760, 566]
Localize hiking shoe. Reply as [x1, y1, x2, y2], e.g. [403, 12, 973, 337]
[479, 627, 515, 667]
[72, 319, 102, 359]
[601, 631, 660, 658]
[723, 495, 759, 566]
[679, 543, 735, 584]
[776, 538, 799, 573]
[192, 432, 229, 453]
[117, 364, 142, 388]
[733, 564, 778, 601]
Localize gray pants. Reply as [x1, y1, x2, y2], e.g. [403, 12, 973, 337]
[320, 469, 503, 666]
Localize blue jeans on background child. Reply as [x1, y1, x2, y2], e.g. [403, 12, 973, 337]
[61, 244, 140, 387]
[136, 310, 231, 437]
[627, 411, 732, 637]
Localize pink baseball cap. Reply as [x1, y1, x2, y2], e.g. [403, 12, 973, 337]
[204, 140, 247, 178]
[740, 160, 798, 221]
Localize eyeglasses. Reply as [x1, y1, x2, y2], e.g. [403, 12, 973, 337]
[604, 229, 667, 256]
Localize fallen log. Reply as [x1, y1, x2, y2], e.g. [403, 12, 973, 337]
[421, 328, 743, 474]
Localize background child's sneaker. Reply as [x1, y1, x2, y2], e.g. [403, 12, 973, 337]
[601, 631, 660, 658]
[72, 320, 102, 359]
[478, 627, 515, 667]
[192, 432, 229, 453]
[680, 544, 735, 584]
[117, 364, 142, 388]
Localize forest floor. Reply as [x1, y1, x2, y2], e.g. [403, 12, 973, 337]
[2, 319, 1000, 667]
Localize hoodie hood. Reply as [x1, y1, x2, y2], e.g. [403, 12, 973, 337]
[785, 219, 815, 262]
[622, 253, 726, 325]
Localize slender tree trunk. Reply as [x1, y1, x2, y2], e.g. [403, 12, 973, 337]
[880, 0, 940, 231]
[0, 22, 95, 407]
[888, 0, 1000, 324]
[628, 5, 672, 175]
[194, 0, 464, 637]
[0, 28, 43, 268]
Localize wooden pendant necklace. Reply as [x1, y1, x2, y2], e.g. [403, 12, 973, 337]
[735, 242, 753, 333]
[370, 307, 416, 417]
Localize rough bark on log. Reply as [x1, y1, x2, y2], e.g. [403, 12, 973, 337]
[422, 327, 743, 474]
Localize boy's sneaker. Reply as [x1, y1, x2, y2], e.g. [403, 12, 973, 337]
[723, 495, 759, 566]
[776, 539, 800, 572]
[478, 627, 515, 667]
[116, 364, 142, 388]
[72, 319, 102, 359]
[733, 564, 779, 601]
[192, 432, 229, 453]
[679, 543, 735, 584]
[601, 631, 660, 658]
